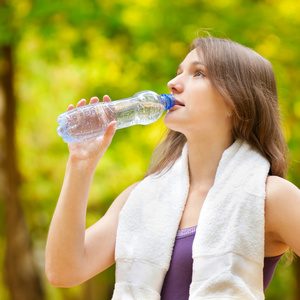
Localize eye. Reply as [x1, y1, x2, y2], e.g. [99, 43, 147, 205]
[195, 70, 205, 77]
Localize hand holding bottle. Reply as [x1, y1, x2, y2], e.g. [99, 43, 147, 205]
[66, 95, 116, 169]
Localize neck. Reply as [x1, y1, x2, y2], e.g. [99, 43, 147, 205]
[187, 135, 234, 188]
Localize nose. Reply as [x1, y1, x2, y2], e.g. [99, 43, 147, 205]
[167, 75, 183, 94]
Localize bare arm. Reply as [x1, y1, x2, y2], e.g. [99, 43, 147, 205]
[45, 96, 138, 287]
[265, 176, 300, 257]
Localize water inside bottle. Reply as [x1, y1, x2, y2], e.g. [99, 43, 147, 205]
[114, 101, 165, 129]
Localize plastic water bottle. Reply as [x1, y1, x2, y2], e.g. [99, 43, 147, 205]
[57, 90, 176, 143]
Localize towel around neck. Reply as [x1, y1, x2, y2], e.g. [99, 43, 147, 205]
[112, 139, 270, 300]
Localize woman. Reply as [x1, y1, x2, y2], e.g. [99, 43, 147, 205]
[46, 37, 300, 299]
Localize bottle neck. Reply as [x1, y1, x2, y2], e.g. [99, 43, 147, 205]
[114, 91, 176, 111]
[159, 94, 176, 111]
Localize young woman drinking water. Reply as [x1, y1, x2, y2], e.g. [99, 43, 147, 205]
[46, 37, 300, 299]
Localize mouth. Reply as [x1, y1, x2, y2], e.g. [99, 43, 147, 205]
[168, 100, 185, 111]
[174, 99, 185, 107]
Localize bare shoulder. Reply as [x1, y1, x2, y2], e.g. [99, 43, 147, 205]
[266, 176, 300, 209]
[265, 176, 300, 256]
[266, 176, 299, 202]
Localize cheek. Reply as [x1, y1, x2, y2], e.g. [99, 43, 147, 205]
[206, 90, 229, 118]
[193, 94, 230, 129]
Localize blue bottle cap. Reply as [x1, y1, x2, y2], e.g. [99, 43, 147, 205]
[160, 94, 176, 111]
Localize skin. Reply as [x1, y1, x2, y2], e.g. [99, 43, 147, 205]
[45, 49, 300, 288]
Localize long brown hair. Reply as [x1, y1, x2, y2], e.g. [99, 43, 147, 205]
[145, 37, 289, 178]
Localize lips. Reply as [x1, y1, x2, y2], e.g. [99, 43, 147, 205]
[175, 99, 185, 106]
[168, 99, 185, 111]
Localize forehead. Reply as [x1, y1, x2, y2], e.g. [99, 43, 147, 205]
[178, 49, 205, 70]
[183, 49, 200, 62]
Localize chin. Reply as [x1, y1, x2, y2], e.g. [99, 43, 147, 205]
[163, 121, 183, 133]
[164, 112, 177, 123]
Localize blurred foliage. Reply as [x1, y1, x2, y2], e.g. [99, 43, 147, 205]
[0, 0, 300, 299]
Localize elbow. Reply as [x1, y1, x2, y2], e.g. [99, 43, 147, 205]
[45, 268, 61, 287]
[45, 269, 67, 288]
[45, 265, 81, 288]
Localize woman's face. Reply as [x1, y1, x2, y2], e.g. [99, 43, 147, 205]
[164, 49, 232, 141]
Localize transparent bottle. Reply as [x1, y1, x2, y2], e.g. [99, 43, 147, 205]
[57, 90, 176, 143]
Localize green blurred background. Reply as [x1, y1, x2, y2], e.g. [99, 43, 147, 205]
[0, 0, 299, 299]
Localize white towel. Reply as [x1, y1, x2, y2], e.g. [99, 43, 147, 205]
[112, 139, 270, 300]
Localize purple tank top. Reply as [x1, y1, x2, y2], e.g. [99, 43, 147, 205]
[161, 226, 283, 299]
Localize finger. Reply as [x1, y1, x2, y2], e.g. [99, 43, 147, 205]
[107, 121, 117, 133]
[90, 96, 99, 104]
[100, 121, 117, 148]
[67, 104, 75, 111]
[76, 99, 86, 108]
[104, 121, 117, 139]
[103, 95, 112, 103]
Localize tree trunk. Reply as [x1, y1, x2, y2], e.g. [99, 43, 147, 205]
[0, 43, 44, 300]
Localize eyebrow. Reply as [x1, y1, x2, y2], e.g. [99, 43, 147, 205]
[177, 60, 206, 73]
